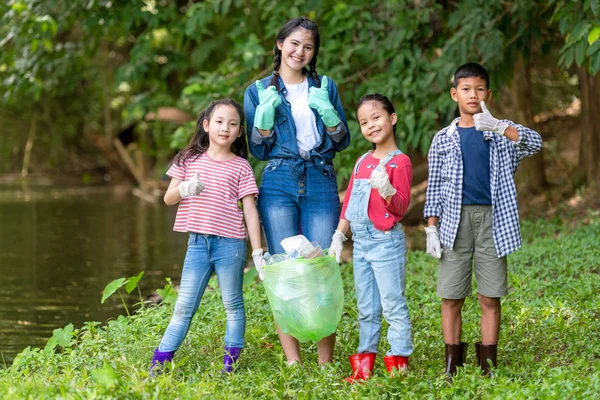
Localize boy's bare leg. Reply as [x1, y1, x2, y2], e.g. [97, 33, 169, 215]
[478, 294, 501, 344]
[442, 298, 465, 343]
[276, 324, 301, 364]
[317, 333, 336, 364]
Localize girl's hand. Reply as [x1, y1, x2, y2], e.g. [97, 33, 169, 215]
[329, 230, 347, 264]
[254, 81, 282, 131]
[369, 163, 396, 200]
[178, 171, 205, 198]
[308, 76, 341, 128]
[252, 249, 267, 280]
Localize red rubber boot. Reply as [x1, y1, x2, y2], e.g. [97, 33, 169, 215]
[344, 353, 377, 383]
[383, 355, 409, 375]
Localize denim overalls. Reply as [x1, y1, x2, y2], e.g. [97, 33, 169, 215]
[345, 150, 413, 357]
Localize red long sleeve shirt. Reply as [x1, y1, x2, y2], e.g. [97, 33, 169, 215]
[340, 153, 412, 231]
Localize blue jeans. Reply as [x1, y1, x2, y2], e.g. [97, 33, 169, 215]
[351, 224, 413, 357]
[258, 159, 340, 254]
[158, 233, 246, 352]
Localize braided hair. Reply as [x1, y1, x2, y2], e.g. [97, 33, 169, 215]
[270, 17, 321, 90]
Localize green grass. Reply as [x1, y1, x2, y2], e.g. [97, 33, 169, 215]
[1, 212, 600, 399]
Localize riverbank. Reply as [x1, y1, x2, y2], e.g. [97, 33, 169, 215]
[0, 211, 598, 398]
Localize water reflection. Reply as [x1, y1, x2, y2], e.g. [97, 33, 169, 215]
[0, 184, 187, 363]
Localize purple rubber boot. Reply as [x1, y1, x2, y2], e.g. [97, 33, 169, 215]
[220, 346, 242, 374]
[150, 348, 175, 376]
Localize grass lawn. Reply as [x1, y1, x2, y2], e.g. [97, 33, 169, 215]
[1, 211, 599, 399]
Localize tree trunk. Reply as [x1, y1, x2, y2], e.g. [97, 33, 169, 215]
[578, 68, 600, 192]
[102, 42, 114, 140]
[511, 53, 547, 194]
[21, 114, 37, 178]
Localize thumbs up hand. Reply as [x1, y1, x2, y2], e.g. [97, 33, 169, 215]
[178, 171, 205, 198]
[308, 75, 341, 128]
[254, 80, 282, 131]
[369, 160, 396, 201]
[473, 101, 509, 136]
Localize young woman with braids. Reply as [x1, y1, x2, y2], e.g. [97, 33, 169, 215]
[244, 16, 350, 365]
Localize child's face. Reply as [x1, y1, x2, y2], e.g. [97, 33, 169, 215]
[450, 77, 492, 116]
[357, 101, 397, 146]
[203, 105, 242, 149]
[277, 28, 315, 73]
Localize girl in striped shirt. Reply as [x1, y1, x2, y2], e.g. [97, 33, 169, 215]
[150, 99, 265, 375]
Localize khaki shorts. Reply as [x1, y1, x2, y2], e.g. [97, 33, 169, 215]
[437, 205, 508, 299]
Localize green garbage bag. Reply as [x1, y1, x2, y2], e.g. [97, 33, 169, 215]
[262, 254, 344, 343]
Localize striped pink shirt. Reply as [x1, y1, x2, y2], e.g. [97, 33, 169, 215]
[167, 153, 258, 239]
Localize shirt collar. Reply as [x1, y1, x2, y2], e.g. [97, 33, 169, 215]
[444, 117, 495, 140]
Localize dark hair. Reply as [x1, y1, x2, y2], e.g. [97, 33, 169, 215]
[356, 94, 397, 149]
[270, 17, 321, 90]
[174, 99, 248, 166]
[453, 62, 489, 88]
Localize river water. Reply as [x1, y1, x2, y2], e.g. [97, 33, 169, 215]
[0, 183, 187, 364]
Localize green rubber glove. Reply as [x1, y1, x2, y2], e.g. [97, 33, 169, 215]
[254, 80, 282, 131]
[308, 76, 341, 128]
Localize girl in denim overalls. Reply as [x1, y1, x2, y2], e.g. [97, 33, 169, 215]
[330, 94, 413, 383]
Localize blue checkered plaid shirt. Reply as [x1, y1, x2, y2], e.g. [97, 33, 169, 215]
[424, 118, 542, 257]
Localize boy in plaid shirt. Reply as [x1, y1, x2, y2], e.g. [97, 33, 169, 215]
[424, 63, 542, 377]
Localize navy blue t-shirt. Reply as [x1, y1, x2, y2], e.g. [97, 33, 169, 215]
[458, 126, 491, 205]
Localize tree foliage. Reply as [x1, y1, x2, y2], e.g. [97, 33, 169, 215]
[0, 0, 598, 184]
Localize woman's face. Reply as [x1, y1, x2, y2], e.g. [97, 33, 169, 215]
[277, 28, 315, 73]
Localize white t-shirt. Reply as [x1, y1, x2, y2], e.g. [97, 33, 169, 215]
[285, 79, 319, 155]
[167, 153, 258, 239]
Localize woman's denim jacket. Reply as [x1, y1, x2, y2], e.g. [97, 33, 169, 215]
[243, 73, 350, 176]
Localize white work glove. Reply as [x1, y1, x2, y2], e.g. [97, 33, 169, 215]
[369, 162, 396, 200]
[178, 171, 205, 198]
[329, 230, 347, 264]
[473, 101, 509, 136]
[424, 225, 442, 259]
[252, 249, 267, 280]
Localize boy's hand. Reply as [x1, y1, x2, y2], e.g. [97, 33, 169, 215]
[178, 171, 205, 198]
[474, 101, 509, 136]
[369, 162, 396, 200]
[329, 230, 347, 264]
[308, 76, 341, 128]
[424, 225, 443, 259]
[252, 248, 267, 280]
[254, 81, 282, 131]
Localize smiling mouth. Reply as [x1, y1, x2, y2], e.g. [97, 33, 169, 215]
[290, 56, 304, 62]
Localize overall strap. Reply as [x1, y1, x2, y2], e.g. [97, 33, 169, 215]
[374, 149, 403, 172]
[354, 151, 373, 176]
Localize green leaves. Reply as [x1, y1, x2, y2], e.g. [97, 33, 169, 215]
[125, 271, 145, 294]
[156, 278, 178, 305]
[101, 278, 127, 305]
[588, 26, 600, 45]
[101, 272, 145, 304]
[91, 362, 120, 389]
[553, 1, 600, 73]
[44, 323, 74, 352]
